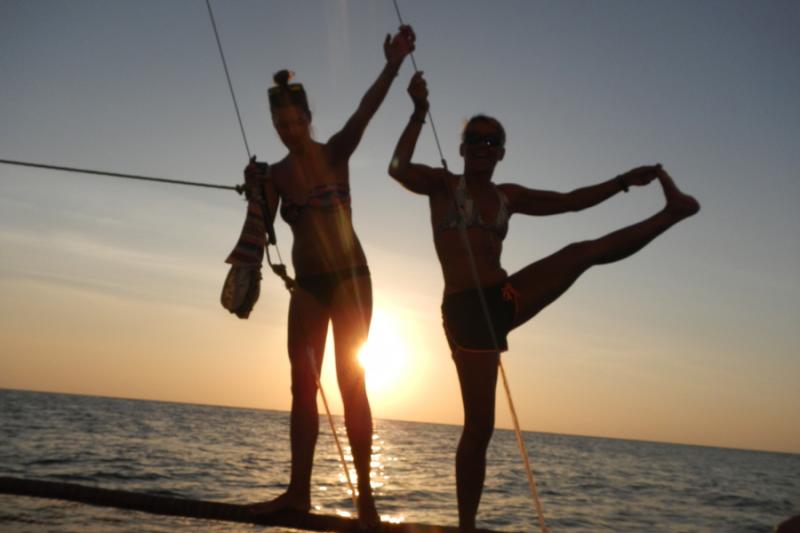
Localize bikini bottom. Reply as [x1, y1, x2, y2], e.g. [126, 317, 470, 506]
[295, 265, 371, 307]
[441, 280, 519, 353]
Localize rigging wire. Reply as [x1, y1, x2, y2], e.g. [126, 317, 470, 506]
[390, 0, 448, 172]
[204, 1, 289, 267]
[205, 0, 251, 160]
[390, 1, 549, 531]
[0, 158, 239, 192]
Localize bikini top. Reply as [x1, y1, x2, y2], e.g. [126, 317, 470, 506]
[437, 175, 510, 239]
[279, 183, 351, 225]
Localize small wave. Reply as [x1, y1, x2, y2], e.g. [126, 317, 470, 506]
[43, 470, 169, 484]
[146, 488, 186, 498]
[46, 473, 99, 484]
[703, 492, 772, 510]
[0, 513, 47, 526]
[95, 470, 169, 482]
[23, 457, 69, 466]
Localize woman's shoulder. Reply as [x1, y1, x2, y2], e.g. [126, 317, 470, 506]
[420, 170, 461, 205]
[319, 138, 351, 169]
[425, 167, 458, 189]
[267, 156, 290, 180]
[268, 155, 291, 172]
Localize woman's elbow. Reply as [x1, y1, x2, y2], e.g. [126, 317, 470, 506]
[388, 157, 406, 178]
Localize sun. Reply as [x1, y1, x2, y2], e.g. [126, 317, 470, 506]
[358, 309, 409, 392]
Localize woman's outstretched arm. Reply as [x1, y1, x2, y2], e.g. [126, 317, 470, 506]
[387, 71, 442, 194]
[327, 26, 415, 163]
[502, 164, 662, 216]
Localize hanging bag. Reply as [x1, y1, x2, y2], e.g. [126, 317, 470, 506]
[221, 161, 271, 318]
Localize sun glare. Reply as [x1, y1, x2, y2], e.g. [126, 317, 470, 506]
[358, 309, 409, 392]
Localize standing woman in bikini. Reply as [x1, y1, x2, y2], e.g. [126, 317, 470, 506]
[389, 72, 700, 531]
[247, 27, 415, 526]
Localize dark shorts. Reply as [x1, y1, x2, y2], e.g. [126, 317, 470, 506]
[441, 281, 519, 353]
[295, 265, 370, 307]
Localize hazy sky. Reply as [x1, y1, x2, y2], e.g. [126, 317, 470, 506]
[1, 1, 798, 454]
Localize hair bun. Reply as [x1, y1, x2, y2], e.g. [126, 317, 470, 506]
[273, 70, 292, 87]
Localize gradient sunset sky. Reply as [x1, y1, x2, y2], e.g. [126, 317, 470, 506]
[1, 0, 798, 454]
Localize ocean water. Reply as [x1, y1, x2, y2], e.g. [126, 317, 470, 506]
[0, 389, 798, 532]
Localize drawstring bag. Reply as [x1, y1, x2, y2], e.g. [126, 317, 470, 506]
[221, 160, 270, 319]
[221, 264, 261, 319]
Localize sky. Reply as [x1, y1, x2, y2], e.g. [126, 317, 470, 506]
[1, 0, 798, 455]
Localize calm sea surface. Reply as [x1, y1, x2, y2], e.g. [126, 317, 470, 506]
[0, 389, 798, 532]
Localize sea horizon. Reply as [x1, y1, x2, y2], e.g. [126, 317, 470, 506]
[2, 386, 796, 457]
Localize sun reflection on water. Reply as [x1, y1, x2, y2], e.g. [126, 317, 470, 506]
[315, 431, 406, 524]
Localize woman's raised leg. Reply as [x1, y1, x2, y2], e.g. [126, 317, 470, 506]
[509, 170, 699, 328]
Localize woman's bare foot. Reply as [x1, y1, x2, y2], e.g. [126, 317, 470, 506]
[357, 490, 380, 530]
[248, 490, 311, 515]
[657, 165, 700, 218]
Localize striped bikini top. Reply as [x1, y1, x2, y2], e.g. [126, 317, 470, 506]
[279, 183, 351, 225]
[437, 175, 510, 239]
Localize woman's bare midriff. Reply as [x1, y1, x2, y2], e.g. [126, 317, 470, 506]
[270, 145, 367, 277]
[434, 228, 507, 295]
[290, 209, 367, 276]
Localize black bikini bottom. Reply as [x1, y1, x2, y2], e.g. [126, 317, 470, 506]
[295, 265, 371, 307]
[441, 281, 518, 353]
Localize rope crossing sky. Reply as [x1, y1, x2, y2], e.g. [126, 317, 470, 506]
[0, 158, 240, 192]
[205, 0, 251, 160]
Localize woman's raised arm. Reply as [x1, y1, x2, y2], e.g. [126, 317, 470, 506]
[387, 71, 442, 194]
[502, 164, 662, 216]
[327, 26, 415, 163]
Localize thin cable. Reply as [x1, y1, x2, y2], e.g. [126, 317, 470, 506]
[391, 0, 448, 171]
[207, 2, 293, 279]
[206, 0, 251, 160]
[390, 2, 548, 530]
[307, 347, 360, 511]
[0, 158, 239, 192]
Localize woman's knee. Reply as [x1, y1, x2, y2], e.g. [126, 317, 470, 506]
[462, 413, 495, 448]
[562, 240, 592, 259]
[551, 240, 597, 274]
[290, 372, 318, 407]
[337, 371, 368, 406]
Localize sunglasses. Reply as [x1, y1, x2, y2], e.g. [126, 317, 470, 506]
[268, 83, 306, 108]
[463, 131, 504, 149]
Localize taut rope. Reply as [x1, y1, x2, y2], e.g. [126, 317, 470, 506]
[0, 158, 239, 192]
[205, 0, 251, 160]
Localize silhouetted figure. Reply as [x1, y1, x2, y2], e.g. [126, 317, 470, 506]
[777, 515, 800, 533]
[246, 26, 416, 528]
[388, 72, 700, 531]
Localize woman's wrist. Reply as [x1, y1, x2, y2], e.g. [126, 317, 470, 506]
[616, 173, 629, 193]
[410, 108, 427, 124]
[385, 59, 403, 74]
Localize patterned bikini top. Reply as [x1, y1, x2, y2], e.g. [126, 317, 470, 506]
[279, 182, 351, 225]
[437, 175, 510, 239]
